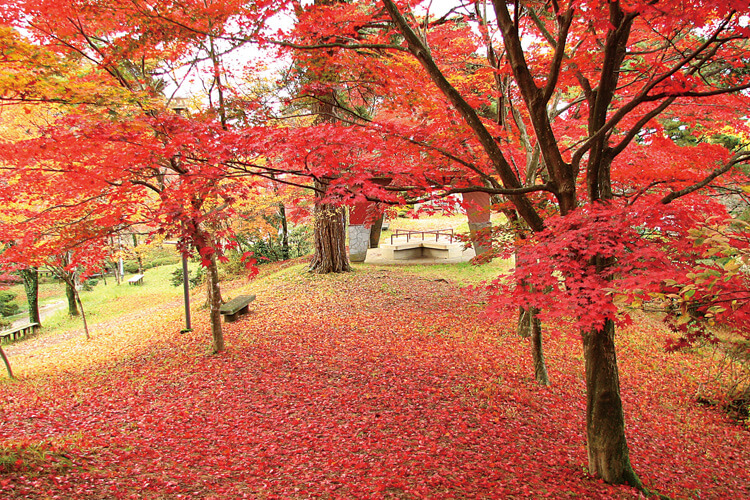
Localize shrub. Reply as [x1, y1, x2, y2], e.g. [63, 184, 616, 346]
[81, 278, 100, 291]
[170, 266, 205, 289]
[223, 224, 313, 278]
[123, 260, 140, 274]
[149, 256, 181, 268]
[0, 291, 19, 317]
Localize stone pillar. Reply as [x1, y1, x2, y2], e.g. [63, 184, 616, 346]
[348, 225, 370, 262]
[462, 191, 492, 256]
[348, 202, 371, 262]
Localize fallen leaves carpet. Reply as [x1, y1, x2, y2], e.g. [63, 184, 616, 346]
[1, 265, 748, 498]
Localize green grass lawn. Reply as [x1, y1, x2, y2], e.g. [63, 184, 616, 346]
[2, 263, 198, 334]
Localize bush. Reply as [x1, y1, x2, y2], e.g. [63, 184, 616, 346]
[123, 260, 140, 274]
[223, 224, 313, 278]
[149, 256, 181, 268]
[0, 291, 19, 317]
[170, 266, 205, 289]
[81, 278, 100, 291]
[250, 224, 313, 264]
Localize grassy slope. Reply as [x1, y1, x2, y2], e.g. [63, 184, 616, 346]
[2, 264, 191, 330]
[0, 261, 747, 499]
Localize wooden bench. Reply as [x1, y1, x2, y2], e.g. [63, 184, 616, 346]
[127, 274, 144, 286]
[0, 323, 40, 344]
[220, 295, 256, 323]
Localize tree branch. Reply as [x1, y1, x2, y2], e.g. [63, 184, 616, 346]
[382, 0, 544, 231]
[661, 151, 750, 204]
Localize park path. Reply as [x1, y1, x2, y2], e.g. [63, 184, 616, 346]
[4, 295, 188, 360]
[10, 299, 66, 329]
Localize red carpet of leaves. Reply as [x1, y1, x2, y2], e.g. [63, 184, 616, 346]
[1, 265, 748, 499]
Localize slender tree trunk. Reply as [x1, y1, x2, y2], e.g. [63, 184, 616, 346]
[278, 201, 290, 260]
[206, 252, 224, 353]
[73, 288, 90, 340]
[65, 280, 79, 317]
[518, 306, 550, 385]
[529, 310, 549, 386]
[516, 251, 550, 385]
[582, 318, 641, 487]
[517, 306, 531, 338]
[133, 234, 144, 273]
[309, 181, 350, 274]
[20, 268, 41, 326]
[0, 345, 13, 379]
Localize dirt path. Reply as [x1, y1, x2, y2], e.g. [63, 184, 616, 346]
[10, 299, 67, 329]
[4, 296, 188, 360]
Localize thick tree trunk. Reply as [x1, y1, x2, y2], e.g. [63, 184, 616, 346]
[309, 182, 350, 274]
[582, 319, 641, 487]
[369, 214, 384, 248]
[206, 252, 224, 353]
[20, 268, 41, 326]
[517, 306, 550, 385]
[65, 280, 79, 317]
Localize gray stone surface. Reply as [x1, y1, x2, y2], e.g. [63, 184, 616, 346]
[468, 221, 492, 255]
[348, 224, 371, 262]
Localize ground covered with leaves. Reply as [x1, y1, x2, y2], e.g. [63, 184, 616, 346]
[1, 264, 748, 498]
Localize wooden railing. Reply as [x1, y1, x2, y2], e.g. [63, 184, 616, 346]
[390, 228, 454, 244]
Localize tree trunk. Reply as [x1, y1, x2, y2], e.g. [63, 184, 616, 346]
[278, 201, 290, 260]
[517, 306, 550, 385]
[133, 233, 144, 273]
[309, 181, 350, 274]
[582, 318, 641, 487]
[517, 306, 531, 338]
[111, 236, 121, 285]
[74, 288, 90, 340]
[20, 268, 41, 326]
[206, 252, 224, 353]
[65, 280, 79, 316]
[516, 254, 550, 385]
[0, 345, 13, 379]
[369, 214, 384, 248]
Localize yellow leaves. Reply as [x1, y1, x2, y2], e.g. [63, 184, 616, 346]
[0, 103, 57, 142]
[676, 313, 692, 325]
[722, 260, 741, 272]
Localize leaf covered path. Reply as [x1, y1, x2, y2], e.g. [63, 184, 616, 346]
[1, 265, 748, 498]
